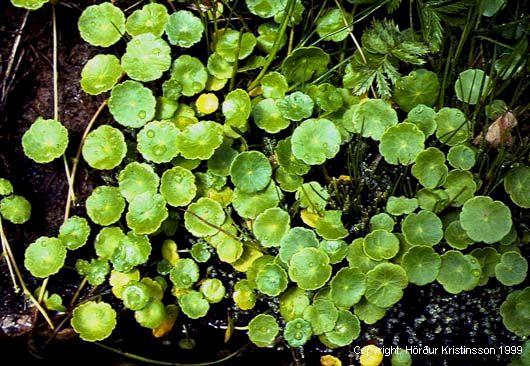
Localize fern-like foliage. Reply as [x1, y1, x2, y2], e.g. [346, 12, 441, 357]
[418, 0, 474, 52]
[343, 19, 429, 98]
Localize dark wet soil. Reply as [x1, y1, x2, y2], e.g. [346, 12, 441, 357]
[0, 2, 527, 366]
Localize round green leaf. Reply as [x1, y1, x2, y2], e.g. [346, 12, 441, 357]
[411, 147, 448, 189]
[126, 3, 168, 37]
[394, 69, 439, 112]
[245, 0, 283, 18]
[81, 55, 123, 95]
[176, 121, 223, 160]
[108, 80, 156, 128]
[379, 123, 425, 165]
[316, 210, 348, 240]
[95, 227, 124, 260]
[504, 166, 530, 208]
[500, 287, 530, 337]
[135, 299, 166, 328]
[86, 186, 126, 226]
[455, 69, 491, 105]
[291, 118, 341, 165]
[401, 210, 443, 246]
[260, 72, 288, 99]
[437, 251, 481, 294]
[222, 89, 251, 129]
[302, 299, 338, 335]
[121, 34, 171, 82]
[110, 232, 151, 272]
[447, 145, 476, 171]
[230, 151, 272, 193]
[118, 162, 159, 203]
[401, 246, 441, 286]
[137, 121, 179, 163]
[170, 258, 200, 289]
[11, 0, 48, 10]
[24, 237, 66, 278]
[365, 263, 408, 308]
[330, 267, 366, 308]
[386, 196, 418, 216]
[316, 8, 353, 42]
[276, 138, 310, 176]
[160, 167, 196, 207]
[253, 207, 290, 247]
[126, 192, 168, 235]
[403, 104, 437, 137]
[22, 118, 68, 163]
[184, 197, 226, 237]
[363, 229, 400, 261]
[495, 251, 528, 286]
[170, 55, 207, 96]
[71, 301, 116, 341]
[165, 10, 203, 47]
[435, 107, 470, 146]
[78, 3, 125, 47]
[369, 213, 394, 232]
[288, 248, 332, 290]
[277, 92, 314, 121]
[0, 178, 13, 196]
[279, 227, 319, 263]
[252, 98, 290, 133]
[321, 310, 360, 347]
[284, 318, 312, 347]
[248, 314, 279, 347]
[216, 29, 256, 62]
[256, 263, 288, 296]
[82, 125, 126, 170]
[281, 47, 330, 84]
[59, 216, 90, 250]
[0, 195, 31, 224]
[232, 182, 281, 219]
[345, 99, 398, 140]
[122, 281, 150, 310]
[200, 278, 225, 303]
[279, 286, 310, 321]
[460, 196, 512, 244]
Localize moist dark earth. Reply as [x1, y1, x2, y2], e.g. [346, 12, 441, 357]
[0, 2, 527, 366]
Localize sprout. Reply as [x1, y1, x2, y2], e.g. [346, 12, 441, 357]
[11, 0, 48, 10]
[279, 287, 310, 321]
[59, 216, 90, 250]
[110, 232, 152, 272]
[353, 298, 386, 325]
[284, 318, 312, 347]
[320, 310, 360, 348]
[122, 281, 150, 310]
[82, 125, 126, 170]
[207, 143, 238, 177]
[252, 98, 290, 133]
[495, 251, 528, 286]
[78, 3, 125, 47]
[260, 72, 289, 99]
[257, 23, 287, 53]
[279, 227, 319, 263]
[245, 0, 283, 18]
[436, 251, 481, 294]
[81, 55, 123, 95]
[86, 186, 125, 226]
[256, 263, 288, 296]
[0, 178, 13, 196]
[232, 182, 281, 219]
[126, 192, 168, 235]
[288, 248, 332, 290]
[316, 8, 353, 42]
[184, 197, 226, 237]
[169, 258, 199, 289]
[401, 210, 443, 246]
[118, 163, 159, 203]
[135, 299, 166, 328]
[277, 92, 314, 121]
[125, 3, 168, 37]
[165, 10, 203, 47]
[207, 52, 234, 79]
[455, 69, 491, 105]
[403, 104, 437, 137]
[344, 99, 398, 140]
[393, 69, 439, 112]
[411, 147, 448, 189]
[329, 267, 366, 308]
[302, 299, 338, 335]
[24, 237, 66, 278]
[222, 89, 252, 129]
[447, 145, 476, 171]
[315, 210, 348, 240]
[281, 47, 330, 84]
[365, 263, 408, 308]
[22, 117, 68, 163]
[460, 196, 512, 244]
[176, 121, 224, 160]
[504, 165, 530, 208]
[233, 279, 257, 310]
[216, 29, 256, 62]
[170, 55, 208, 96]
[318, 240, 348, 264]
[253, 207, 290, 247]
[369, 213, 394, 232]
[444, 220, 474, 249]
[230, 151, 272, 193]
[499, 287, 530, 337]
[443, 170, 477, 206]
[386, 196, 418, 216]
[158, 167, 196, 207]
[346, 238, 378, 274]
[0, 195, 31, 224]
[379, 123, 425, 165]
[401, 246, 441, 286]
[200, 278, 226, 303]
[248, 314, 279, 347]
[435, 107, 470, 146]
[109, 80, 156, 128]
[71, 301, 117, 341]
[291, 119, 341, 165]
[276, 138, 310, 176]
[363, 229, 400, 261]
